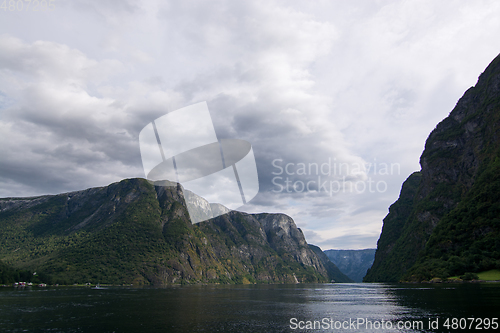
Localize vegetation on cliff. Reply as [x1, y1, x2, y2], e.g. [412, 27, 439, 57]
[0, 178, 343, 285]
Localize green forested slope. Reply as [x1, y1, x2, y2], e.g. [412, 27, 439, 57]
[0, 178, 336, 285]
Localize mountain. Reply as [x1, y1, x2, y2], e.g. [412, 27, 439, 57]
[365, 53, 500, 282]
[0, 178, 343, 285]
[308, 245, 353, 283]
[324, 249, 375, 282]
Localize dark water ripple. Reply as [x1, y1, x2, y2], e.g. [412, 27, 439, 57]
[1, 283, 499, 332]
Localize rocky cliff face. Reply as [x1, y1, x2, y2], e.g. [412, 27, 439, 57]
[365, 53, 500, 282]
[0, 178, 337, 285]
[309, 245, 353, 283]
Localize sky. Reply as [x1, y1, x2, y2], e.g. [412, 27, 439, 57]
[1, 0, 500, 250]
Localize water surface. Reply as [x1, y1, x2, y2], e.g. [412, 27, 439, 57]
[1, 283, 499, 332]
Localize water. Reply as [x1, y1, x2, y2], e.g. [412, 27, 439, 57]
[1, 283, 499, 332]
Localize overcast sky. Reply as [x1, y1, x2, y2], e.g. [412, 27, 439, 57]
[1, 0, 500, 250]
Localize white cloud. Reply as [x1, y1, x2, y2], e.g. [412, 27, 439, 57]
[1, 0, 500, 249]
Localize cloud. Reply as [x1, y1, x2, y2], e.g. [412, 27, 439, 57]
[0, 35, 143, 197]
[0, 34, 123, 86]
[1, 0, 500, 249]
[309, 232, 380, 251]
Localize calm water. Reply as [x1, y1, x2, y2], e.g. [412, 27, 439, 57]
[1, 283, 499, 332]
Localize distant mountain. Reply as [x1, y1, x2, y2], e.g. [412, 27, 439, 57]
[0, 178, 343, 285]
[364, 53, 500, 282]
[309, 245, 353, 283]
[324, 249, 375, 282]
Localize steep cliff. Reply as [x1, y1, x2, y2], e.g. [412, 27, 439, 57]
[0, 178, 337, 285]
[308, 245, 353, 283]
[365, 53, 500, 282]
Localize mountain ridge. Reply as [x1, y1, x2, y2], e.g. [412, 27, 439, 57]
[308, 245, 354, 283]
[0, 178, 350, 285]
[324, 249, 375, 282]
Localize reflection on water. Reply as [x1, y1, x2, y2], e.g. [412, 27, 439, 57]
[0, 283, 499, 332]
